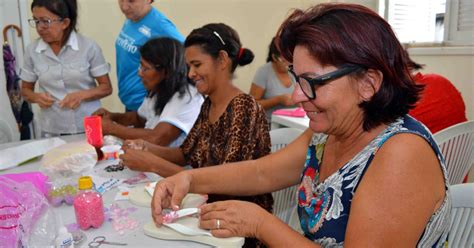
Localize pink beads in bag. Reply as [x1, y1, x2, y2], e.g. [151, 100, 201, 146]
[73, 176, 104, 230]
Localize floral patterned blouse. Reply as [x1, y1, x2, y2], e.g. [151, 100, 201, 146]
[298, 115, 450, 248]
[180, 93, 273, 211]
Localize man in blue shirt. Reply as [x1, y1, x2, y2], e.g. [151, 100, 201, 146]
[116, 0, 184, 111]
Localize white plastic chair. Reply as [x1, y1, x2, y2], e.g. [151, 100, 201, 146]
[270, 128, 304, 233]
[449, 183, 474, 247]
[433, 121, 474, 184]
[0, 119, 14, 144]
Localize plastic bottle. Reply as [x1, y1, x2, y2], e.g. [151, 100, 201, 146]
[73, 176, 105, 230]
[55, 226, 74, 248]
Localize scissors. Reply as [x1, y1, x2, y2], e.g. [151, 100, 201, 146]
[88, 236, 127, 247]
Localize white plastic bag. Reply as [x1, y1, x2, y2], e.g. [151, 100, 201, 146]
[40, 140, 97, 178]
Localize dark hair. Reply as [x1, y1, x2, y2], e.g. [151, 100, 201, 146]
[276, 3, 423, 131]
[31, 0, 77, 46]
[184, 23, 254, 73]
[403, 49, 424, 71]
[266, 37, 281, 63]
[140, 37, 192, 115]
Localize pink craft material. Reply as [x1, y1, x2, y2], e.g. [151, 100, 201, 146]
[0, 172, 49, 196]
[272, 107, 306, 117]
[73, 191, 105, 230]
[107, 204, 138, 235]
[0, 177, 49, 247]
[162, 212, 180, 224]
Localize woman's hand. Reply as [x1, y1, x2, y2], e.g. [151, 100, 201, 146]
[59, 92, 85, 109]
[92, 107, 112, 119]
[123, 139, 149, 151]
[119, 149, 155, 172]
[101, 117, 116, 134]
[35, 92, 55, 109]
[152, 172, 193, 225]
[199, 200, 268, 238]
[279, 93, 294, 106]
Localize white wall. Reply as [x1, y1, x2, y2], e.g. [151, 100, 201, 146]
[0, 0, 25, 142]
[409, 48, 474, 120]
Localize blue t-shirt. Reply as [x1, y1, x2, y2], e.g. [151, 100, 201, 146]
[115, 7, 184, 111]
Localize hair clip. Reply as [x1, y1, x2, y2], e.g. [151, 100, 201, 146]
[213, 31, 226, 46]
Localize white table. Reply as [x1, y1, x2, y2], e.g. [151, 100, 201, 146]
[0, 136, 208, 247]
[271, 114, 309, 130]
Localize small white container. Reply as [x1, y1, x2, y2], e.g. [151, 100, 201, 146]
[55, 226, 74, 248]
[100, 145, 123, 160]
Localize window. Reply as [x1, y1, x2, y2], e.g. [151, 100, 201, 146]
[380, 0, 473, 45]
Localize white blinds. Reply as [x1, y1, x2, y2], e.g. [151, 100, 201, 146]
[387, 0, 439, 43]
[444, 0, 473, 44]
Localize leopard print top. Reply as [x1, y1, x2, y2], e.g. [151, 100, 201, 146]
[181, 93, 273, 212]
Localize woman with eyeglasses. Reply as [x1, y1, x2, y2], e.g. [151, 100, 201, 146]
[116, 0, 184, 112]
[249, 37, 295, 122]
[92, 37, 203, 147]
[121, 23, 273, 248]
[150, 4, 450, 248]
[20, 0, 112, 137]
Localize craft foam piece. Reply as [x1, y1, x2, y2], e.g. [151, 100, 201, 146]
[0, 137, 66, 170]
[143, 218, 244, 247]
[129, 184, 207, 208]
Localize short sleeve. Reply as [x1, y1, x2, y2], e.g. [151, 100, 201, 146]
[19, 44, 38, 82]
[252, 64, 270, 89]
[158, 88, 204, 134]
[87, 40, 110, 77]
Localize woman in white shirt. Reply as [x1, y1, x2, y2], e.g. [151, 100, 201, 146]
[21, 0, 112, 137]
[93, 37, 203, 147]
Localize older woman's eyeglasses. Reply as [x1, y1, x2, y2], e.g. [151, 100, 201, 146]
[138, 64, 162, 73]
[288, 64, 364, 99]
[28, 18, 63, 28]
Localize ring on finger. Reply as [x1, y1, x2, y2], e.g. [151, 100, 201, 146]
[216, 219, 220, 229]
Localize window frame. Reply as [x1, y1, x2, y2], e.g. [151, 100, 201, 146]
[380, 0, 473, 47]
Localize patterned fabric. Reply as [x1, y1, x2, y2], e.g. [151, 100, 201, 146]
[297, 115, 450, 248]
[180, 93, 273, 248]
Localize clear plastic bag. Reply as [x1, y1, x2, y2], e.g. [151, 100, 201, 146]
[0, 177, 57, 247]
[39, 141, 97, 207]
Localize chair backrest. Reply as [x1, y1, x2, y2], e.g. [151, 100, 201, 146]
[433, 121, 474, 184]
[449, 183, 474, 247]
[0, 119, 14, 144]
[270, 127, 303, 152]
[270, 128, 304, 233]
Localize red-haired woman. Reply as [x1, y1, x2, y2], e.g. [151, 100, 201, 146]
[151, 4, 450, 247]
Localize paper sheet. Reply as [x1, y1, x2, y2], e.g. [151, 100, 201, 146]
[0, 138, 66, 171]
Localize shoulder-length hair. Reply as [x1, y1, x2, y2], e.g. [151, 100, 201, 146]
[140, 37, 192, 115]
[276, 3, 423, 131]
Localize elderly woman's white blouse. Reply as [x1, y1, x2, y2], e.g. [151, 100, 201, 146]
[20, 31, 110, 134]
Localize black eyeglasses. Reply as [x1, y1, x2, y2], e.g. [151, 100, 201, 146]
[288, 64, 364, 99]
[138, 64, 162, 73]
[28, 18, 63, 28]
